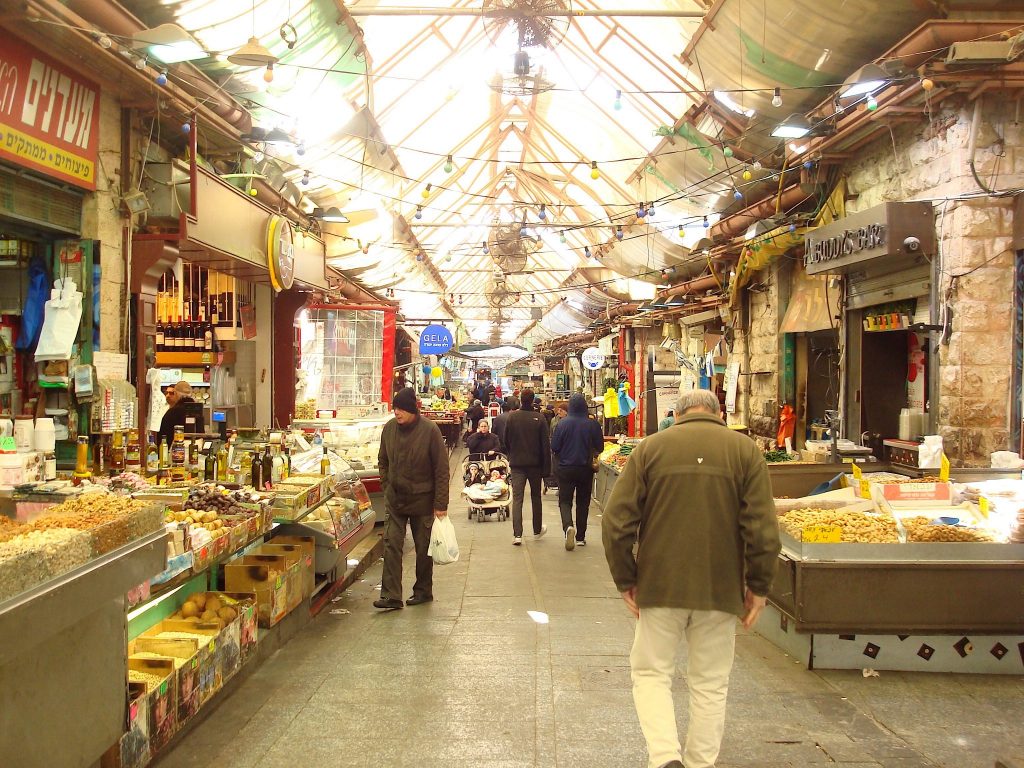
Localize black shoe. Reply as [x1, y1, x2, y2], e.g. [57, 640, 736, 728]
[373, 597, 403, 610]
[406, 595, 434, 606]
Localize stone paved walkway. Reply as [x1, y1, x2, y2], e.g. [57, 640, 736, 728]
[156, 455, 1023, 768]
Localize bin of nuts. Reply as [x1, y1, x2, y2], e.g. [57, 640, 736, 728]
[901, 516, 996, 542]
[28, 495, 164, 555]
[778, 507, 900, 543]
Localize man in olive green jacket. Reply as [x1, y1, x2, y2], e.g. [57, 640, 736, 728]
[603, 388, 780, 768]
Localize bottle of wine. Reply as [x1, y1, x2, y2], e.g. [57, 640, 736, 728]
[203, 321, 213, 351]
[155, 316, 165, 352]
[261, 446, 274, 490]
[210, 272, 221, 326]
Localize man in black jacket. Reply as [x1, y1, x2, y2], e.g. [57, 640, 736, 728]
[551, 393, 605, 550]
[466, 399, 486, 433]
[503, 389, 550, 545]
[374, 388, 449, 610]
[158, 381, 203, 448]
[491, 396, 518, 451]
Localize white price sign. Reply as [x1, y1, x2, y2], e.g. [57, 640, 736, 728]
[580, 347, 605, 370]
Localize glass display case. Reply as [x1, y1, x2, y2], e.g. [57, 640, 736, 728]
[298, 308, 385, 410]
[293, 415, 389, 478]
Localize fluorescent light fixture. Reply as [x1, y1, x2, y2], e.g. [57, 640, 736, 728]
[312, 207, 350, 223]
[242, 126, 293, 144]
[839, 63, 889, 99]
[744, 218, 778, 241]
[133, 24, 206, 64]
[771, 114, 812, 139]
[637, 301, 657, 313]
[713, 90, 756, 118]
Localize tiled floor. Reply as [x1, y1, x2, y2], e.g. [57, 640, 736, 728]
[155, 455, 1023, 768]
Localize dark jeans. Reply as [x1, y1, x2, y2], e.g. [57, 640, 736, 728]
[557, 465, 594, 541]
[510, 468, 544, 537]
[381, 509, 435, 601]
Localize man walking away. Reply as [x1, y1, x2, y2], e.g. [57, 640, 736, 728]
[374, 388, 450, 610]
[503, 389, 551, 545]
[550, 393, 604, 550]
[602, 389, 780, 768]
[467, 399, 486, 433]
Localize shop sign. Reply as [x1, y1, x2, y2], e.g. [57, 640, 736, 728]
[580, 347, 604, 370]
[419, 324, 453, 355]
[804, 202, 935, 275]
[0, 36, 101, 190]
[266, 215, 295, 292]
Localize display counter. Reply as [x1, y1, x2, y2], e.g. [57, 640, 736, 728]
[422, 407, 466, 450]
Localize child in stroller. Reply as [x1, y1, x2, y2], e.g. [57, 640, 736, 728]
[464, 468, 508, 502]
[461, 452, 511, 521]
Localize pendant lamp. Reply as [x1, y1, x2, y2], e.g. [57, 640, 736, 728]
[228, 36, 278, 67]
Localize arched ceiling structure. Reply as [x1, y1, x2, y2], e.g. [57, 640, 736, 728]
[115, 0, 958, 346]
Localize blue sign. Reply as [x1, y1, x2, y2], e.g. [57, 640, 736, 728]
[419, 324, 454, 355]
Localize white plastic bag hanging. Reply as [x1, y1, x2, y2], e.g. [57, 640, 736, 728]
[429, 515, 460, 564]
[35, 278, 83, 361]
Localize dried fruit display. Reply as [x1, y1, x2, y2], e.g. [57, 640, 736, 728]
[778, 507, 899, 543]
[901, 517, 995, 542]
[0, 528, 92, 602]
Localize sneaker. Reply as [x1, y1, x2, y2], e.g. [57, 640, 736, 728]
[534, 524, 547, 539]
[565, 525, 576, 551]
[576, 539, 586, 547]
[513, 536, 523, 546]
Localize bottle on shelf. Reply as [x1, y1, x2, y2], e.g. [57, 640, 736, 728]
[43, 450, 56, 481]
[170, 425, 187, 483]
[72, 434, 91, 485]
[203, 321, 213, 352]
[157, 441, 169, 486]
[249, 449, 262, 490]
[261, 446, 273, 490]
[320, 445, 330, 476]
[155, 316, 165, 353]
[210, 272, 221, 326]
[271, 446, 283, 484]
[204, 446, 217, 483]
[109, 430, 126, 475]
[188, 439, 201, 480]
[125, 429, 141, 474]
[146, 433, 159, 475]
[216, 439, 228, 482]
[281, 441, 291, 480]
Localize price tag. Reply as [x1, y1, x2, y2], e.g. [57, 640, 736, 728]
[978, 496, 990, 518]
[859, 479, 871, 499]
[852, 463, 863, 480]
[940, 452, 950, 481]
[801, 524, 843, 543]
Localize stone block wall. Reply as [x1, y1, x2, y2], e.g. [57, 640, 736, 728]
[731, 280, 781, 442]
[81, 90, 126, 353]
[838, 95, 1022, 465]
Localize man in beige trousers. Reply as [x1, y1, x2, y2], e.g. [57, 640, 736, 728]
[603, 389, 781, 768]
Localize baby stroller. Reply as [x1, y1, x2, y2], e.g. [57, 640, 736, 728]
[461, 452, 511, 522]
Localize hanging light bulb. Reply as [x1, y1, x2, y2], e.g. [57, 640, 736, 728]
[135, 55, 147, 70]
[296, 142, 306, 157]
[789, 223, 797, 232]
[752, 159, 763, 170]
[458, 295, 463, 304]
[678, 224, 685, 238]
[444, 155, 454, 173]
[647, 201, 655, 216]
[538, 204, 547, 221]
[771, 87, 783, 108]
[866, 95, 878, 111]
[921, 77, 935, 91]
[584, 286, 593, 295]
[415, 205, 423, 220]
[584, 246, 592, 259]
[362, 241, 370, 255]
[249, 187, 258, 197]
[703, 215, 710, 228]
[155, 70, 168, 86]
[263, 63, 274, 83]
[450, 293, 455, 304]
[415, 252, 424, 262]
[181, 121, 192, 134]
[590, 161, 599, 180]
[300, 170, 309, 186]
[616, 225, 624, 241]
[733, 189, 743, 201]
[723, 145, 733, 158]
[742, 169, 752, 181]
[422, 183, 432, 199]
[482, 241, 489, 255]
[834, 97, 845, 115]
[531, 294, 536, 303]
[803, 160, 815, 169]
[97, 34, 112, 49]
[636, 202, 646, 219]
[559, 231, 567, 243]
[614, 89, 622, 111]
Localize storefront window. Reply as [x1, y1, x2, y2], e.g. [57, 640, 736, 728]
[299, 308, 384, 409]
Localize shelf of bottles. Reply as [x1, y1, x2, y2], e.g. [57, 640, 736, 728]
[154, 265, 254, 366]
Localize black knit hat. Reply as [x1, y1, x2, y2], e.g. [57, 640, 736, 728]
[393, 387, 419, 414]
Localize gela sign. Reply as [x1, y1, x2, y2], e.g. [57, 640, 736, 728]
[805, 222, 887, 267]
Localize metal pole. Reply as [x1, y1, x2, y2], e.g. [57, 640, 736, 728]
[345, 7, 706, 18]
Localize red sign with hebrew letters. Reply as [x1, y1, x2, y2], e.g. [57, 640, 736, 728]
[0, 35, 101, 190]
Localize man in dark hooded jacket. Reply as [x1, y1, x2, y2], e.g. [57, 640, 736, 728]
[550, 393, 604, 550]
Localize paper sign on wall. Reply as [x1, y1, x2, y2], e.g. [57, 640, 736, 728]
[723, 361, 740, 414]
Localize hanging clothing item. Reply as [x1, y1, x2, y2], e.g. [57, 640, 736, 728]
[617, 381, 637, 417]
[602, 387, 620, 418]
[17, 256, 50, 352]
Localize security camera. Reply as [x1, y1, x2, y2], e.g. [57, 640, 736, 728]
[904, 236, 921, 252]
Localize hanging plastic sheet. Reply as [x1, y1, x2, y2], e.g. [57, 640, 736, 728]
[15, 256, 50, 352]
[35, 278, 83, 361]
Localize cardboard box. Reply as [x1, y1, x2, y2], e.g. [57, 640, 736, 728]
[130, 636, 201, 723]
[260, 540, 314, 601]
[183, 592, 256, 676]
[100, 682, 150, 768]
[128, 658, 176, 753]
[225, 555, 290, 627]
[269, 535, 316, 597]
[141, 620, 220, 704]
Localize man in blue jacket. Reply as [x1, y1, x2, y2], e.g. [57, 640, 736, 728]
[550, 393, 605, 550]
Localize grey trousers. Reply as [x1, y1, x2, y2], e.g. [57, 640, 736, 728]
[381, 509, 435, 601]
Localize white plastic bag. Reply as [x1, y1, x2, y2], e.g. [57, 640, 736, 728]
[429, 515, 459, 564]
[35, 278, 83, 361]
[919, 435, 943, 469]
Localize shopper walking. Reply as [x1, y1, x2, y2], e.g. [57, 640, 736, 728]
[374, 388, 450, 610]
[550, 393, 604, 550]
[503, 389, 551, 545]
[602, 388, 780, 768]
[467, 399, 486, 433]
[491, 396, 518, 451]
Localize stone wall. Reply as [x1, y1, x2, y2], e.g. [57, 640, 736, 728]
[80, 89, 126, 353]
[731, 279, 781, 442]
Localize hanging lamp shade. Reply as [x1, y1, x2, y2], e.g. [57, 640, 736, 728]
[228, 36, 278, 67]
